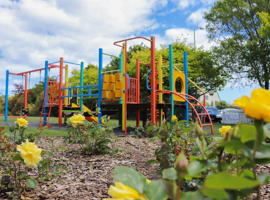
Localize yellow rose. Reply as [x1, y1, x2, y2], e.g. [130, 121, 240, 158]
[172, 115, 178, 121]
[219, 126, 232, 136]
[232, 88, 270, 122]
[107, 182, 146, 199]
[15, 118, 28, 128]
[17, 140, 42, 168]
[70, 114, 85, 127]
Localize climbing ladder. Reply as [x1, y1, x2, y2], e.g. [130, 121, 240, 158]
[39, 78, 65, 126]
[147, 63, 160, 122]
[156, 90, 214, 134]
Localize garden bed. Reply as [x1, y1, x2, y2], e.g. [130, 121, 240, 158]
[1, 136, 161, 200]
[1, 135, 270, 199]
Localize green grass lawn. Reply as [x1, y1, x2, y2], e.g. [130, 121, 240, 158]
[0, 116, 237, 136]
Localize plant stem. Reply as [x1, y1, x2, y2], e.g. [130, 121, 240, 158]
[218, 148, 224, 172]
[177, 181, 181, 200]
[253, 120, 263, 200]
[236, 150, 239, 175]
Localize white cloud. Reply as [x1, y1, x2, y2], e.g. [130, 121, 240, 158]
[160, 28, 215, 50]
[177, 0, 197, 9]
[187, 7, 209, 27]
[0, 0, 168, 95]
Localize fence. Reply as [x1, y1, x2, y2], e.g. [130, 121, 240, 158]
[221, 112, 251, 124]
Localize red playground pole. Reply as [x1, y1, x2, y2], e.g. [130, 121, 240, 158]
[203, 93, 206, 124]
[24, 74, 28, 120]
[150, 37, 156, 125]
[125, 41, 128, 135]
[59, 57, 63, 126]
[136, 59, 140, 127]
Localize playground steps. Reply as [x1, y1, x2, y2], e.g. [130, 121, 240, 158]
[39, 78, 59, 127]
[156, 90, 214, 134]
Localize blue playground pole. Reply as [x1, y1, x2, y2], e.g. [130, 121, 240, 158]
[169, 45, 174, 123]
[98, 48, 103, 124]
[5, 70, 9, 122]
[80, 62, 84, 112]
[184, 51, 188, 122]
[43, 61, 49, 124]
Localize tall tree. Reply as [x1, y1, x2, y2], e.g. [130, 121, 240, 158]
[204, 0, 270, 89]
[258, 11, 270, 40]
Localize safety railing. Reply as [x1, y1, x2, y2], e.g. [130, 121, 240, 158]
[47, 81, 65, 105]
[127, 78, 138, 103]
[61, 85, 99, 98]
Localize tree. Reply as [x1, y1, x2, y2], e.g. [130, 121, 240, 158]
[204, 0, 270, 89]
[68, 64, 99, 87]
[216, 100, 231, 110]
[258, 11, 270, 40]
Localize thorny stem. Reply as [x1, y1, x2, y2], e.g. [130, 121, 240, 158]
[236, 150, 239, 175]
[218, 132, 229, 171]
[253, 120, 263, 200]
[218, 148, 224, 172]
[201, 139, 205, 159]
[177, 181, 181, 200]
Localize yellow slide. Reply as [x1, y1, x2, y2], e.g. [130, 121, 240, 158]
[71, 103, 99, 122]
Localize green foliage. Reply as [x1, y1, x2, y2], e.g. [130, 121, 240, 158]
[215, 100, 231, 110]
[205, 0, 270, 89]
[113, 166, 167, 200]
[68, 64, 99, 87]
[258, 11, 270, 40]
[38, 137, 68, 181]
[1, 123, 67, 199]
[7, 124, 45, 144]
[64, 115, 122, 155]
[146, 119, 194, 171]
[130, 120, 155, 138]
[103, 40, 227, 102]
[112, 119, 270, 199]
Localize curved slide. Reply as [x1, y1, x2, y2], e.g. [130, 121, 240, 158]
[71, 103, 99, 122]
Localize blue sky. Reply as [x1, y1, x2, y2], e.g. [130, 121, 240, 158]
[0, 0, 259, 103]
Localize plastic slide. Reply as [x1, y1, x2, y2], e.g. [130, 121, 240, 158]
[71, 103, 99, 122]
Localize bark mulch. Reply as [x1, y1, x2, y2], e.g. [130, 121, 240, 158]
[1, 136, 270, 199]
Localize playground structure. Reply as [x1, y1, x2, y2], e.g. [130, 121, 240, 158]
[4, 36, 213, 134]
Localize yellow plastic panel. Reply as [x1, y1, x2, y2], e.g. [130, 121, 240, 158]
[103, 75, 109, 83]
[109, 83, 115, 91]
[115, 90, 122, 98]
[108, 91, 115, 99]
[116, 81, 122, 90]
[173, 70, 186, 102]
[109, 75, 115, 83]
[115, 73, 122, 82]
[103, 83, 110, 91]
[102, 91, 109, 99]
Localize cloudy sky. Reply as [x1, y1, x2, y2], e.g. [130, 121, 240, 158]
[0, 0, 259, 103]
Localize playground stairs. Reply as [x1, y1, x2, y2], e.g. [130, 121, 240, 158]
[156, 90, 214, 134]
[39, 78, 65, 126]
[148, 66, 160, 122]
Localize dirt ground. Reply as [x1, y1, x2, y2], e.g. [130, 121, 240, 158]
[1, 136, 270, 200]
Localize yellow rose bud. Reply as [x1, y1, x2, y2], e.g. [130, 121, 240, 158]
[108, 182, 145, 199]
[219, 126, 232, 136]
[172, 115, 178, 121]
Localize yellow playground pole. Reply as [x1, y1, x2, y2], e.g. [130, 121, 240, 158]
[158, 55, 163, 125]
[65, 65, 68, 106]
[122, 43, 126, 131]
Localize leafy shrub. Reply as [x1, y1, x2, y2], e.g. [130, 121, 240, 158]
[64, 114, 122, 155]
